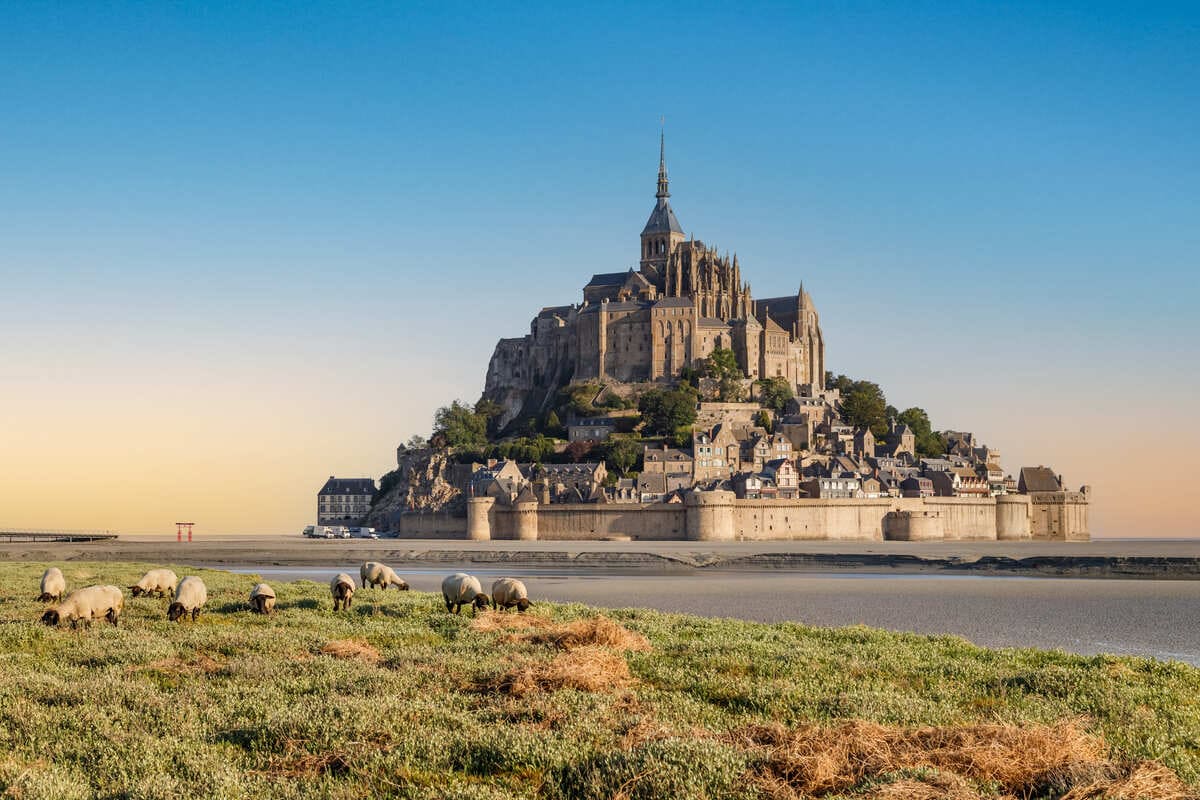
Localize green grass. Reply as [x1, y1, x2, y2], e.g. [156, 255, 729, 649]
[1, 561, 1198, 799]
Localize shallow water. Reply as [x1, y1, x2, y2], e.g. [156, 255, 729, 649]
[218, 565, 1200, 665]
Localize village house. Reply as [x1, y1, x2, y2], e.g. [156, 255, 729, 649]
[567, 417, 616, 443]
[538, 462, 608, 503]
[317, 477, 377, 525]
[801, 474, 859, 499]
[900, 475, 935, 498]
[763, 458, 801, 499]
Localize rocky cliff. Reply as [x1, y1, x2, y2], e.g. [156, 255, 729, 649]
[366, 448, 466, 528]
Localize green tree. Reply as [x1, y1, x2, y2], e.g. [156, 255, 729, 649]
[897, 407, 947, 457]
[638, 386, 698, 436]
[754, 408, 774, 433]
[840, 380, 889, 438]
[473, 398, 505, 438]
[544, 410, 564, 437]
[669, 425, 694, 448]
[703, 348, 746, 402]
[604, 437, 642, 477]
[756, 376, 794, 413]
[433, 401, 488, 451]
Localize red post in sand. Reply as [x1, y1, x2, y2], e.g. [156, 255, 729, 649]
[175, 522, 194, 543]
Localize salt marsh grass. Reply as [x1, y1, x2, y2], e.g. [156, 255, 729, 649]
[0, 561, 1197, 798]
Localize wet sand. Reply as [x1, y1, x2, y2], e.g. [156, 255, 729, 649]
[4, 534, 1200, 578]
[222, 565, 1200, 665]
[6, 535, 1200, 663]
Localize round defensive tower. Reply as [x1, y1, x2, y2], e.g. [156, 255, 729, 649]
[466, 496, 496, 541]
[684, 489, 736, 541]
[995, 494, 1031, 540]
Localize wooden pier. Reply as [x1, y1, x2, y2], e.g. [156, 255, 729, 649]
[0, 528, 119, 543]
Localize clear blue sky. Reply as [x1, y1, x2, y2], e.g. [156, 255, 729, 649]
[0, 2, 1196, 534]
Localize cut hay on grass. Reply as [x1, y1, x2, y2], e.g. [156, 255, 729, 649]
[735, 719, 1122, 798]
[472, 612, 651, 653]
[1060, 761, 1198, 800]
[318, 638, 381, 664]
[484, 646, 634, 697]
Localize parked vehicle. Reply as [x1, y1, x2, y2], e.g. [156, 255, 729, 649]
[347, 526, 378, 539]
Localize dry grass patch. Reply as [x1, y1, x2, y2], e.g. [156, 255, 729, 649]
[735, 719, 1121, 798]
[132, 654, 223, 675]
[1061, 761, 1198, 800]
[485, 646, 634, 697]
[319, 638, 381, 664]
[861, 774, 981, 800]
[472, 612, 650, 653]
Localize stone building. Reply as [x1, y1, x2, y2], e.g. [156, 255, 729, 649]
[483, 137, 826, 429]
[317, 477, 376, 525]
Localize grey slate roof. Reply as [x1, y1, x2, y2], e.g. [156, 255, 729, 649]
[319, 477, 377, 496]
[642, 197, 684, 235]
[698, 317, 730, 328]
[654, 297, 693, 308]
[1019, 466, 1062, 493]
[585, 272, 629, 287]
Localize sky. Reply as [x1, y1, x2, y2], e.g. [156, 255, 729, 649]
[0, 2, 1197, 536]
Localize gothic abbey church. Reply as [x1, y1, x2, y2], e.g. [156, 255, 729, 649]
[484, 138, 826, 428]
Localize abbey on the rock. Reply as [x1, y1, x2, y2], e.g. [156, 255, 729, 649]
[484, 137, 825, 427]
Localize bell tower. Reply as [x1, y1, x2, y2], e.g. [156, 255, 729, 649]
[639, 129, 685, 281]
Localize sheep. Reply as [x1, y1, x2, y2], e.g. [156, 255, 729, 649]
[359, 561, 410, 592]
[491, 577, 532, 612]
[40, 585, 124, 629]
[37, 567, 66, 603]
[129, 568, 178, 599]
[167, 576, 208, 622]
[249, 583, 276, 615]
[441, 572, 490, 615]
[330, 573, 356, 611]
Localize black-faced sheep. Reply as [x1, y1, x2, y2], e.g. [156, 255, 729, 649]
[167, 576, 208, 622]
[359, 561, 409, 592]
[330, 573, 355, 611]
[249, 583, 276, 614]
[491, 577, 532, 612]
[37, 567, 66, 603]
[129, 568, 178, 599]
[441, 572, 490, 615]
[40, 585, 124, 628]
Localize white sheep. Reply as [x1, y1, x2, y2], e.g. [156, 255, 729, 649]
[129, 568, 178, 599]
[441, 572, 490, 615]
[330, 573, 356, 611]
[40, 585, 124, 628]
[491, 577, 532, 612]
[249, 583, 276, 615]
[168, 576, 208, 622]
[359, 561, 409, 592]
[37, 567, 66, 603]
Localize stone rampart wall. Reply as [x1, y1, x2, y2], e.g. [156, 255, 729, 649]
[535, 504, 686, 541]
[393, 512, 468, 539]
[427, 492, 1089, 542]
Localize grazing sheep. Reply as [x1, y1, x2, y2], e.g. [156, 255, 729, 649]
[129, 568, 178, 599]
[491, 577, 532, 612]
[359, 561, 410, 592]
[167, 576, 208, 622]
[248, 583, 276, 615]
[40, 585, 124, 629]
[441, 573, 490, 615]
[37, 567, 66, 603]
[330, 573, 355, 611]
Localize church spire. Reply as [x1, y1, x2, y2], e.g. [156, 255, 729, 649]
[656, 124, 670, 199]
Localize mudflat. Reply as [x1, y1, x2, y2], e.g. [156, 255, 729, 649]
[3, 534, 1200, 578]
